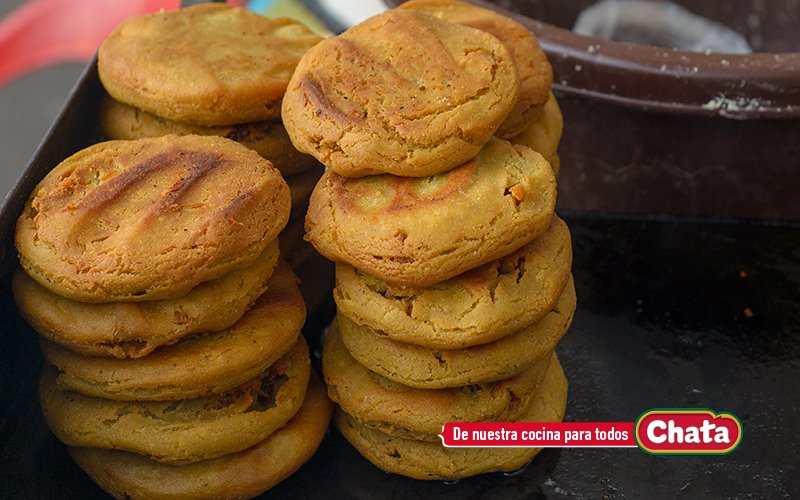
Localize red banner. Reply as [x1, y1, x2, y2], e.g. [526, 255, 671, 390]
[439, 409, 742, 455]
[439, 422, 636, 448]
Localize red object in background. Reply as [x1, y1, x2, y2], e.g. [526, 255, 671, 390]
[0, 0, 245, 87]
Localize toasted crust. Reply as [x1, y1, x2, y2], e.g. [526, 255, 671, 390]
[324, 322, 552, 441]
[40, 338, 310, 464]
[99, 97, 320, 176]
[306, 138, 557, 287]
[13, 240, 280, 359]
[15, 135, 290, 302]
[98, 4, 322, 126]
[338, 276, 575, 388]
[282, 9, 520, 177]
[41, 262, 306, 401]
[69, 373, 332, 500]
[400, 0, 553, 138]
[335, 355, 567, 480]
[333, 216, 571, 347]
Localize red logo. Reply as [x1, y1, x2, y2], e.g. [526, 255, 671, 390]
[634, 409, 743, 455]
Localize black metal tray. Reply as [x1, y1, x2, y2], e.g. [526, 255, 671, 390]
[1, 61, 798, 499]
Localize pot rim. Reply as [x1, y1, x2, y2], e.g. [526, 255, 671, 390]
[392, 0, 800, 119]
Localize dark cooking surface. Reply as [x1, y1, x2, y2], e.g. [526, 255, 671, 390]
[1, 215, 798, 499]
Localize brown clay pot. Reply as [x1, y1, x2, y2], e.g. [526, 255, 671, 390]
[390, 0, 800, 220]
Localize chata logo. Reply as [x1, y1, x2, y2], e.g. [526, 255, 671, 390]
[634, 409, 743, 455]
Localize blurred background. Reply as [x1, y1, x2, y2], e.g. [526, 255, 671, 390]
[2, 0, 797, 219]
[0, 0, 387, 200]
[0, 0, 85, 200]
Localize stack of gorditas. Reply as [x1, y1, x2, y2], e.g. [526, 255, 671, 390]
[283, 0, 574, 481]
[13, 5, 333, 498]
